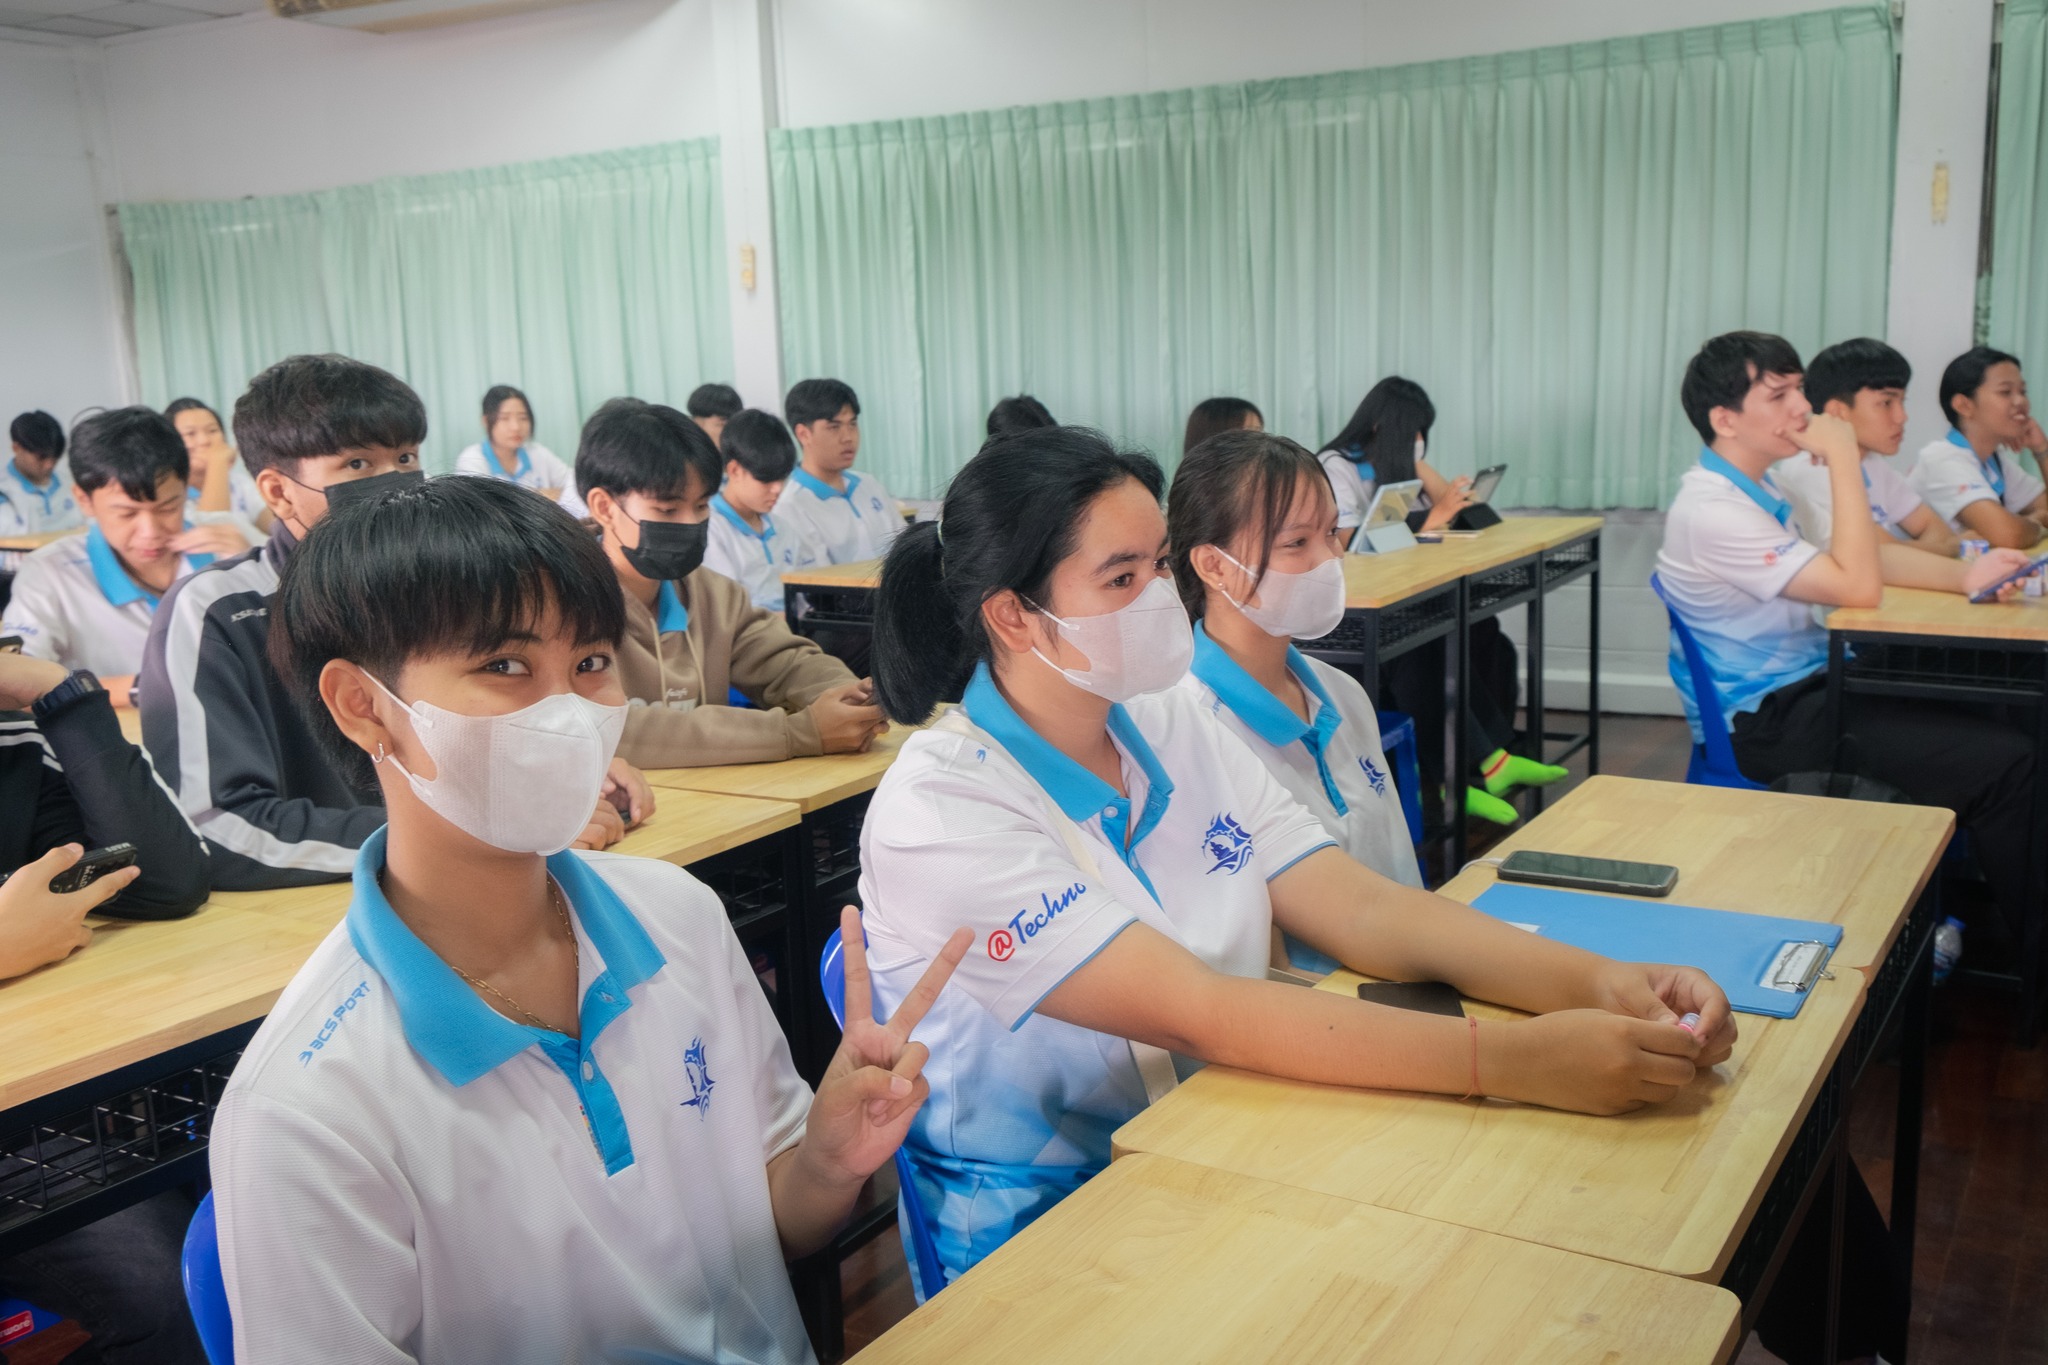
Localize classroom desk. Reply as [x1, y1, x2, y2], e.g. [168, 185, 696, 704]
[0, 795, 803, 1259]
[1115, 776, 1949, 1353]
[1826, 585, 2048, 1039]
[782, 558, 883, 643]
[852, 1154, 1742, 1365]
[1303, 515, 1604, 868]
[642, 724, 920, 1081]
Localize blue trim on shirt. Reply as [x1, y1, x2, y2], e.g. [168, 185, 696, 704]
[1943, 427, 2008, 499]
[83, 523, 210, 610]
[3, 461, 63, 518]
[655, 580, 690, 633]
[711, 493, 778, 564]
[480, 445, 534, 482]
[1698, 449, 1791, 526]
[961, 663, 1175, 904]
[344, 828, 668, 1173]
[1265, 842, 1337, 882]
[1188, 623, 1348, 815]
[790, 467, 862, 502]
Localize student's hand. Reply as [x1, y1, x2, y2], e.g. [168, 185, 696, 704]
[1587, 960, 1737, 1069]
[799, 907, 972, 1188]
[809, 682, 890, 754]
[0, 844, 135, 981]
[1787, 412, 1861, 468]
[0, 652, 69, 711]
[601, 758, 655, 828]
[570, 797, 627, 851]
[170, 523, 252, 559]
[1420, 479, 1474, 533]
[1489, 1008, 1705, 1115]
[102, 674, 138, 709]
[2021, 417, 2048, 456]
[1966, 548, 2036, 603]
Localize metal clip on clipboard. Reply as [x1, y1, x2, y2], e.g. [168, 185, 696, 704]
[1761, 940, 1837, 994]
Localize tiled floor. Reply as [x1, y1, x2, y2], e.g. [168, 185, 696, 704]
[837, 712, 2037, 1363]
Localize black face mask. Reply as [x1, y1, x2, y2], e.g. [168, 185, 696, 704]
[318, 469, 426, 511]
[622, 515, 708, 582]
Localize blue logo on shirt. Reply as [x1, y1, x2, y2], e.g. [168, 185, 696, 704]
[1360, 755, 1388, 797]
[298, 981, 371, 1065]
[1203, 814, 1255, 875]
[681, 1037, 715, 1118]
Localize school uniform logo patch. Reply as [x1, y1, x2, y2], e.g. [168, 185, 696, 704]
[680, 1037, 715, 1118]
[1203, 814, 1255, 875]
[1360, 755, 1388, 797]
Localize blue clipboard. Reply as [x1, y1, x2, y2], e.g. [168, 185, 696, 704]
[1473, 883, 1842, 1019]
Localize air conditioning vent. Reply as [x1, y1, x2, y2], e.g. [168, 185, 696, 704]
[268, 0, 604, 33]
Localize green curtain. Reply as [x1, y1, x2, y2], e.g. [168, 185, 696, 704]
[120, 141, 730, 474]
[1990, 0, 2048, 365]
[772, 7, 1896, 505]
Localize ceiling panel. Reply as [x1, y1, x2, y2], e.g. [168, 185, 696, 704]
[76, 0, 224, 25]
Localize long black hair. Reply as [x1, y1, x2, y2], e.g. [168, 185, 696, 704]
[1168, 431, 1329, 620]
[871, 427, 1163, 724]
[1322, 376, 1435, 484]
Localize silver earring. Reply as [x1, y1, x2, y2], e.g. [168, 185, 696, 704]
[372, 743, 387, 765]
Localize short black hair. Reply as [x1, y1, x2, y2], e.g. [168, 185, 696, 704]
[720, 408, 798, 483]
[1803, 338, 1911, 412]
[1168, 430, 1330, 620]
[1680, 331, 1805, 443]
[986, 395, 1056, 438]
[163, 397, 223, 429]
[1323, 378, 1433, 482]
[68, 406, 189, 502]
[10, 411, 64, 461]
[233, 354, 428, 477]
[785, 378, 860, 430]
[1182, 397, 1262, 455]
[1939, 346, 2023, 426]
[687, 383, 743, 420]
[482, 384, 531, 426]
[270, 475, 626, 794]
[575, 397, 721, 504]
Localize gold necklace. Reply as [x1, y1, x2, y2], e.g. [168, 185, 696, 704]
[386, 870, 579, 1034]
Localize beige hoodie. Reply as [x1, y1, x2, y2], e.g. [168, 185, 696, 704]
[615, 565, 855, 767]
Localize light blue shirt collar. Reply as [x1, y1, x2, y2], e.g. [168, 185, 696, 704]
[711, 493, 776, 561]
[344, 826, 667, 1089]
[791, 467, 862, 503]
[1948, 427, 2005, 497]
[655, 580, 690, 634]
[1698, 448, 1791, 526]
[4, 461, 61, 515]
[1189, 623, 1347, 815]
[485, 445, 533, 482]
[85, 522, 211, 610]
[962, 662, 1174, 903]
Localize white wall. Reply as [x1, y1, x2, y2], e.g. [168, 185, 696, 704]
[0, 39, 128, 425]
[98, 0, 719, 204]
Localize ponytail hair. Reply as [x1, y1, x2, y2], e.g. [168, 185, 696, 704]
[871, 427, 1164, 724]
[1167, 430, 1329, 621]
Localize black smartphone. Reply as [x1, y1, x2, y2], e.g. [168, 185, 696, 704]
[0, 635, 22, 654]
[48, 843, 138, 895]
[1356, 981, 1466, 1018]
[1496, 849, 1678, 897]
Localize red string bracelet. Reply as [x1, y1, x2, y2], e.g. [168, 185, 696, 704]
[1461, 1015, 1482, 1101]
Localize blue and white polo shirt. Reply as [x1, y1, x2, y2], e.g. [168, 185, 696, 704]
[1909, 428, 2048, 531]
[705, 493, 815, 612]
[772, 467, 902, 565]
[856, 665, 1334, 1289]
[0, 524, 216, 677]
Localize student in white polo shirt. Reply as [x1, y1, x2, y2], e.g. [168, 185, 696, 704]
[2, 408, 252, 703]
[1908, 346, 2048, 548]
[220, 474, 968, 1365]
[706, 408, 816, 612]
[857, 426, 1735, 1294]
[1167, 431, 1421, 975]
[1770, 339, 1958, 570]
[773, 378, 902, 565]
[452, 384, 577, 509]
[1, 411, 82, 537]
[164, 396, 273, 532]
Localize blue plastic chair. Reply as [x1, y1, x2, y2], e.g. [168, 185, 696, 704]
[819, 928, 948, 1304]
[181, 1191, 234, 1365]
[1376, 710, 1425, 846]
[1649, 574, 1766, 791]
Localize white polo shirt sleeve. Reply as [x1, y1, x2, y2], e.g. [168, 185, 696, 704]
[450, 444, 490, 479]
[1692, 486, 1818, 601]
[0, 555, 71, 664]
[1319, 450, 1372, 530]
[1864, 455, 1929, 531]
[529, 443, 574, 491]
[1910, 437, 2043, 526]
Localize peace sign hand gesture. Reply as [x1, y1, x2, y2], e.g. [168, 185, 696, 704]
[805, 906, 971, 1189]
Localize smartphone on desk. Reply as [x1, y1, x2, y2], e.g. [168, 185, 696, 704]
[1496, 849, 1678, 897]
[1355, 981, 1466, 1017]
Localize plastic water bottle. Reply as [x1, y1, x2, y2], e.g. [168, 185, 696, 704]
[1933, 916, 1965, 985]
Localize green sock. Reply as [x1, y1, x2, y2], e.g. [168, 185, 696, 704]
[1481, 748, 1569, 797]
[1465, 786, 1519, 826]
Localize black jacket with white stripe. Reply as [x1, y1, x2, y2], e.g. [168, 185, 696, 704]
[1, 687, 210, 919]
[138, 524, 383, 891]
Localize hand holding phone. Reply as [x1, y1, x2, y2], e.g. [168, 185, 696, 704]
[1966, 551, 2048, 604]
[47, 842, 139, 894]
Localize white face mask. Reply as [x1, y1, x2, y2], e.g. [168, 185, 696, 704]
[1028, 576, 1194, 702]
[1213, 549, 1347, 641]
[369, 675, 627, 855]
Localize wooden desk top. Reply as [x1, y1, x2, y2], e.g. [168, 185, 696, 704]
[0, 799, 797, 1112]
[1344, 515, 1604, 609]
[1826, 584, 2048, 642]
[853, 1154, 1740, 1365]
[1433, 775, 1952, 973]
[0, 529, 79, 554]
[782, 558, 883, 590]
[641, 723, 921, 813]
